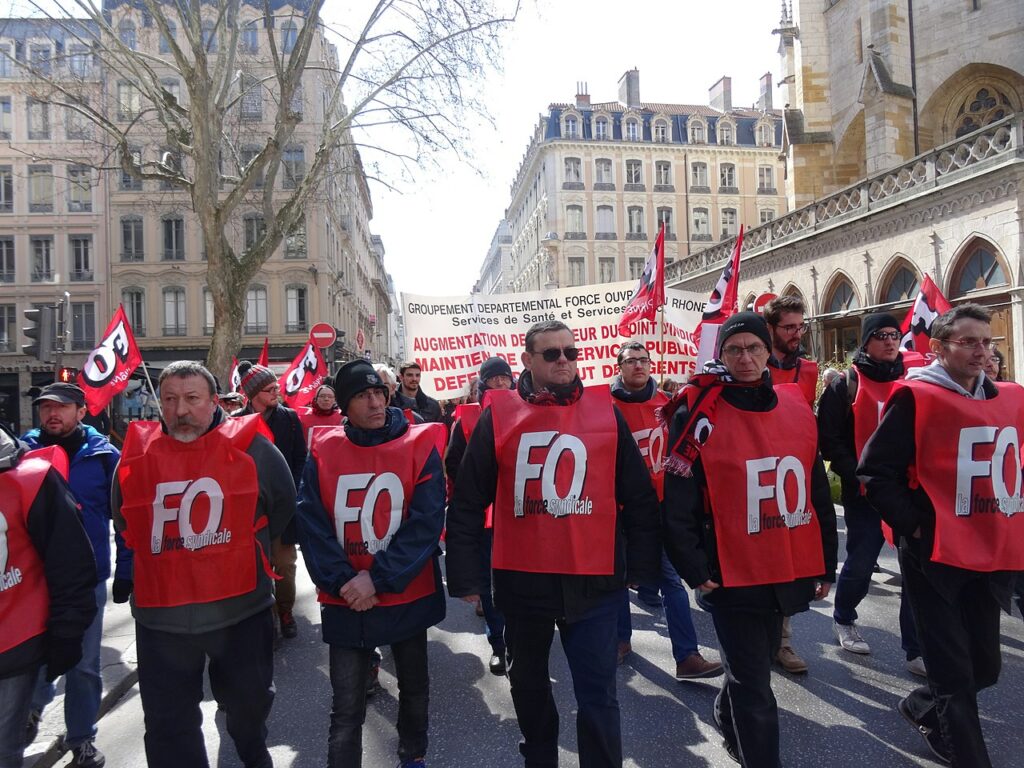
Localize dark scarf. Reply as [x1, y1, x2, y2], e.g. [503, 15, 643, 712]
[661, 360, 770, 477]
[610, 375, 656, 403]
[517, 370, 584, 406]
[37, 424, 86, 459]
[851, 350, 905, 382]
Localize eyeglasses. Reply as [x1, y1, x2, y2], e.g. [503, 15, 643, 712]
[620, 357, 651, 367]
[260, 384, 280, 395]
[869, 331, 901, 341]
[943, 337, 996, 352]
[536, 347, 579, 362]
[722, 343, 768, 359]
[776, 322, 809, 334]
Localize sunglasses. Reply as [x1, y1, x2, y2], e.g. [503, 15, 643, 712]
[869, 331, 901, 341]
[536, 346, 580, 362]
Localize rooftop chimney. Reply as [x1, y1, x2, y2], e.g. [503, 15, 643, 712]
[618, 69, 641, 109]
[758, 72, 773, 111]
[709, 76, 732, 112]
[575, 81, 590, 109]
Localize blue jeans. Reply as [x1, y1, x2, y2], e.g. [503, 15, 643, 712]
[0, 669, 36, 768]
[32, 581, 106, 747]
[617, 551, 699, 662]
[833, 497, 920, 658]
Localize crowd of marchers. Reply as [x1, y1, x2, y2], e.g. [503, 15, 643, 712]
[1, 295, 1022, 768]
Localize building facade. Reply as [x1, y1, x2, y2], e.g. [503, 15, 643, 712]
[474, 219, 512, 295]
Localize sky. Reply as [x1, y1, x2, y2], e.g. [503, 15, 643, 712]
[324, 0, 791, 299]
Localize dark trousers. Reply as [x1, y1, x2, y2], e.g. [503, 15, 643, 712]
[136, 609, 275, 768]
[900, 546, 1002, 768]
[480, 530, 506, 653]
[0, 668, 36, 768]
[327, 631, 429, 768]
[833, 498, 920, 658]
[504, 592, 621, 768]
[711, 605, 783, 768]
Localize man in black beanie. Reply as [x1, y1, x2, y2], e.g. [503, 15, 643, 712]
[817, 312, 924, 673]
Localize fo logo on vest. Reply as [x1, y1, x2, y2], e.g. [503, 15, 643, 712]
[745, 456, 811, 534]
[333, 472, 405, 555]
[955, 426, 1024, 517]
[631, 427, 666, 474]
[151, 478, 232, 554]
[513, 431, 594, 518]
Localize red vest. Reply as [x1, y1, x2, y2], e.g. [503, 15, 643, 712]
[313, 422, 445, 607]
[701, 384, 826, 587]
[905, 379, 1024, 571]
[450, 403, 493, 527]
[489, 388, 618, 575]
[614, 389, 669, 501]
[298, 407, 343, 447]
[851, 368, 899, 460]
[0, 455, 53, 653]
[118, 416, 268, 608]
[769, 358, 819, 405]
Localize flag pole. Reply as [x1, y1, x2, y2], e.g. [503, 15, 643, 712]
[658, 304, 665, 387]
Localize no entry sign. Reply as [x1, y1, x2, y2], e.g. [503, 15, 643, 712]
[310, 322, 336, 348]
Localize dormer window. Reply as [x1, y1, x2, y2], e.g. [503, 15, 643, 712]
[757, 123, 774, 146]
[719, 122, 734, 146]
[653, 120, 668, 143]
[625, 119, 639, 142]
[595, 117, 609, 140]
[690, 120, 705, 143]
[565, 116, 578, 139]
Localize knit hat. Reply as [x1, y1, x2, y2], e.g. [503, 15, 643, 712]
[479, 356, 513, 385]
[717, 312, 773, 356]
[860, 312, 901, 346]
[237, 360, 277, 399]
[334, 359, 388, 414]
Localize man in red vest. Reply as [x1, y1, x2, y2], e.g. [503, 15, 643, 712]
[817, 313, 923, 674]
[763, 295, 820, 674]
[447, 320, 661, 768]
[663, 312, 837, 767]
[295, 359, 446, 768]
[113, 361, 296, 768]
[859, 303, 1022, 767]
[0, 424, 96, 768]
[445, 356, 515, 676]
[611, 341, 722, 680]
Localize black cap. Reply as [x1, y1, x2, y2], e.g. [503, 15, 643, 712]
[334, 359, 388, 414]
[860, 312, 901, 346]
[33, 382, 86, 407]
[479, 356, 513, 384]
[717, 312, 773, 356]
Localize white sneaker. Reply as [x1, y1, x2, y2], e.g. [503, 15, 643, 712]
[833, 621, 871, 654]
[906, 656, 928, 678]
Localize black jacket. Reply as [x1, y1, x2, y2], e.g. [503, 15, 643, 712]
[445, 381, 661, 623]
[663, 381, 838, 615]
[398, 388, 443, 424]
[857, 377, 1016, 610]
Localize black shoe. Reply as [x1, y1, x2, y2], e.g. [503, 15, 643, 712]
[70, 740, 106, 768]
[897, 697, 951, 764]
[712, 695, 741, 764]
[24, 708, 41, 747]
[366, 661, 382, 697]
[489, 649, 507, 676]
[280, 610, 297, 639]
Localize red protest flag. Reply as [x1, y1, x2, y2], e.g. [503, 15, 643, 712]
[900, 274, 952, 357]
[618, 224, 666, 336]
[694, 225, 744, 366]
[257, 337, 270, 367]
[230, 357, 242, 392]
[76, 305, 143, 415]
[280, 340, 328, 409]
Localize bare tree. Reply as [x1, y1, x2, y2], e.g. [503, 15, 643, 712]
[14, 0, 519, 382]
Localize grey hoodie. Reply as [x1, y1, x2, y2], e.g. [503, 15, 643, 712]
[905, 360, 987, 400]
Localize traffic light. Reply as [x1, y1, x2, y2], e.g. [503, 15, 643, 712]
[57, 366, 79, 383]
[22, 306, 56, 362]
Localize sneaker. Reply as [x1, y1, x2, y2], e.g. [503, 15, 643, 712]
[616, 641, 632, 665]
[906, 656, 928, 678]
[24, 708, 41, 747]
[70, 740, 106, 768]
[833, 620, 871, 654]
[712, 695, 741, 764]
[675, 652, 724, 680]
[280, 610, 298, 639]
[776, 644, 809, 674]
[488, 649, 507, 676]
[366, 660, 382, 697]
[897, 696, 951, 764]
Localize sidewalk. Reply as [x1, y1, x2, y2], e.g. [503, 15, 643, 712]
[24, 582, 139, 768]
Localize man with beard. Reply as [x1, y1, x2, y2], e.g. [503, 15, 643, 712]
[21, 383, 129, 767]
[398, 362, 442, 424]
[112, 361, 295, 768]
[447, 320, 660, 768]
[817, 313, 924, 675]
[237, 360, 307, 640]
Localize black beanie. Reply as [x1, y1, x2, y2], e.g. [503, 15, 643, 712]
[860, 313, 901, 346]
[479, 356, 513, 384]
[334, 359, 388, 414]
[717, 312, 772, 356]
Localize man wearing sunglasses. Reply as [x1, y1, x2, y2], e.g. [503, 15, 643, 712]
[817, 313, 924, 674]
[446, 320, 660, 768]
[858, 304, 1023, 766]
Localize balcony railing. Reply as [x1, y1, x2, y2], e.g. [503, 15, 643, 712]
[163, 326, 187, 337]
[286, 322, 308, 333]
[162, 249, 185, 261]
[31, 270, 54, 282]
[121, 251, 144, 262]
[625, 232, 647, 241]
[0, 270, 13, 283]
[71, 338, 95, 351]
[70, 270, 93, 281]
[245, 324, 268, 335]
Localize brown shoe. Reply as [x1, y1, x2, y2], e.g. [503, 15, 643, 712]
[616, 641, 632, 665]
[776, 644, 808, 674]
[675, 652, 724, 680]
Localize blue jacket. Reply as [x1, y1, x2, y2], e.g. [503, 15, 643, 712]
[296, 408, 446, 648]
[23, 425, 129, 581]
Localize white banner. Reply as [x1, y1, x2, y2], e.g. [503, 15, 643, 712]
[402, 281, 707, 399]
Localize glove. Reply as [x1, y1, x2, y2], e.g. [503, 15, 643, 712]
[45, 636, 83, 682]
[112, 578, 134, 604]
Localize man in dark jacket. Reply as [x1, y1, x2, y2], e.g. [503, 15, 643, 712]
[859, 303, 1021, 767]
[113, 361, 295, 768]
[0, 423, 97, 768]
[296, 359, 446, 768]
[238, 360, 307, 639]
[22, 383, 129, 766]
[398, 362, 443, 423]
[817, 313, 923, 674]
[447, 320, 660, 768]
[663, 312, 837, 768]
